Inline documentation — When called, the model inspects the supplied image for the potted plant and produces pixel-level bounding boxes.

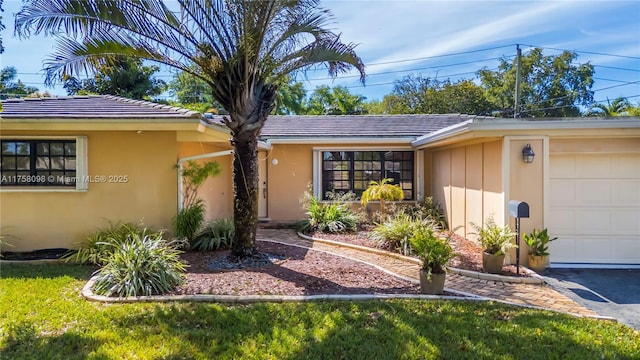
[524,228,557,272]
[470,216,517,274]
[409,226,456,294]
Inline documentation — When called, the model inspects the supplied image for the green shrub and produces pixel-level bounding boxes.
[64,222,162,265]
[410,227,456,279]
[406,196,448,230]
[469,216,517,256]
[299,194,358,234]
[91,232,186,297]
[192,218,235,251]
[372,212,435,256]
[173,200,205,242]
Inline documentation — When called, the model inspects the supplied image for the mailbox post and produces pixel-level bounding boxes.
[508,200,530,274]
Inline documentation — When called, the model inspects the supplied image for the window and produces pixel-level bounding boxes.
[1,137,87,190]
[321,150,414,200]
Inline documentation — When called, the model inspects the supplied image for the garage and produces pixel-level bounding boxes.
[548,153,640,266]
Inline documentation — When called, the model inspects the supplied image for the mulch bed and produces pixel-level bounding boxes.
[307,229,535,278]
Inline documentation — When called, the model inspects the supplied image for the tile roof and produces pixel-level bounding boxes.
[0,95,202,120]
[258,114,491,139]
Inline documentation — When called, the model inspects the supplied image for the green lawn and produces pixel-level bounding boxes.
[1,264,638,359]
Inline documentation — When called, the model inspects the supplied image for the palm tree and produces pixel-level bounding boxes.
[586,97,631,117]
[361,178,404,221]
[15,0,365,259]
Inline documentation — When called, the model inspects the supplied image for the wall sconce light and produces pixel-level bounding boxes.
[522,144,535,163]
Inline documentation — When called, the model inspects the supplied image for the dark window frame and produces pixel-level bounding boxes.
[1,139,77,187]
[321,150,414,200]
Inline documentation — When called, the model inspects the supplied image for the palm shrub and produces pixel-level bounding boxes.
[172,199,206,243]
[372,212,434,256]
[361,178,405,221]
[91,232,186,297]
[299,192,358,234]
[64,222,162,265]
[192,218,235,251]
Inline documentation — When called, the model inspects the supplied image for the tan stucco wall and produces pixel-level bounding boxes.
[177,142,234,220]
[1,131,178,251]
[431,140,504,239]
[507,138,545,263]
[265,144,314,221]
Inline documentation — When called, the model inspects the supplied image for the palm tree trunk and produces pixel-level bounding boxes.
[231,137,260,259]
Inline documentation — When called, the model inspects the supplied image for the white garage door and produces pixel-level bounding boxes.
[548,153,640,265]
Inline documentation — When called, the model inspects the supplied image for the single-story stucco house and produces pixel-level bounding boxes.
[2,95,639,268]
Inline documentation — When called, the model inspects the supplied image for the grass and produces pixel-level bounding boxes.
[1,264,639,359]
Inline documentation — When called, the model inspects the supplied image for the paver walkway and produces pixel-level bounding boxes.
[257,228,600,318]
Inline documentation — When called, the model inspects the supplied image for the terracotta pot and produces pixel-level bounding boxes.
[528,255,549,273]
[419,270,446,295]
[482,252,505,274]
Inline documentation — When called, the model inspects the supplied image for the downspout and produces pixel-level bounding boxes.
[177,150,234,210]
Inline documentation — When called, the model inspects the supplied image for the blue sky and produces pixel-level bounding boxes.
[2,0,639,105]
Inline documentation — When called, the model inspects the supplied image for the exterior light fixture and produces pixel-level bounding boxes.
[522,144,535,163]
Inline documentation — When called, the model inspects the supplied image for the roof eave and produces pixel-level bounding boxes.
[413,118,640,148]
[263,137,417,145]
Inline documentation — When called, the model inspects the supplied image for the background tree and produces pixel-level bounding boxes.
[628,103,640,116]
[168,69,223,114]
[380,75,493,115]
[479,48,594,117]
[272,76,307,115]
[1,66,39,99]
[16,0,365,259]
[585,97,631,117]
[63,56,166,100]
[306,85,367,115]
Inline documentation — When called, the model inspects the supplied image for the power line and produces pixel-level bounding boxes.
[594,65,640,73]
[522,44,640,60]
[365,44,516,66]
[304,56,513,82]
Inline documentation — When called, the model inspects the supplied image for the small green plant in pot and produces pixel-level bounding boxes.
[524,228,557,272]
[409,226,456,295]
[469,216,517,274]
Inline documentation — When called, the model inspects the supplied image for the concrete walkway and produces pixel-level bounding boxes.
[257,228,601,318]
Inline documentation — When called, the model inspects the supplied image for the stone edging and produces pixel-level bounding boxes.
[297,232,545,284]
[0,259,64,265]
[80,275,613,322]
[81,275,473,303]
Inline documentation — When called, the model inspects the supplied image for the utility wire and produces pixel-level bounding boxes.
[523,44,640,60]
[304,57,513,82]
[364,44,516,66]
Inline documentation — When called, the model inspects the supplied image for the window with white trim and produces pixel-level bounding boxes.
[0,137,87,190]
[320,150,414,200]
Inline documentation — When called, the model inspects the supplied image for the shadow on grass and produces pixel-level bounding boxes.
[0,263,95,280]
[1,322,107,360]
[109,300,638,360]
